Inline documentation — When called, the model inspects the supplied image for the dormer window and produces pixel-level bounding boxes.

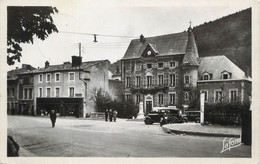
[203,74,209,80]
[202,72,212,80]
[222,73,229,79]
[221,70,231,79]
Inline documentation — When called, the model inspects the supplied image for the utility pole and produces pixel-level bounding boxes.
[79,42,81,57]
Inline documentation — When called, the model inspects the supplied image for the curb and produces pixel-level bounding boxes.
[162,126,240,138]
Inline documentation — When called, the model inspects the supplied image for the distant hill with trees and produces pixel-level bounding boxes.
[193,8,251,76]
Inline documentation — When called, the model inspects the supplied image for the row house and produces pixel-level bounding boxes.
[121,27,251,114]
[18,57,110,117]
[7,64,35,115]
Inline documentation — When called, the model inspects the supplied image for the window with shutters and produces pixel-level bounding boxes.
[24,88,28,99]
[29,88,33,99]
[126,94,131,102]
[147,76,152,86]
[229,89,238,102]
[158,75,163,85]
[169,74,178,87]
[136,94,141,104]
[158,94,163,104]
[169,93,176,105]
[126,77,131,87]
[164,73,169,86]
[136,76,141,86]
[214,89,222,102]
[201,90,208,102]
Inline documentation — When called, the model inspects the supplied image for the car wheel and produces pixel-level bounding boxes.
[168,116,178,124]
[144,118,153,125]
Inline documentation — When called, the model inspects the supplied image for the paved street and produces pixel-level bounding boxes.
[8,116,251,157]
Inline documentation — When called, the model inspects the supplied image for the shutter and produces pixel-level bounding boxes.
[152,76,154,86]
[133,76,136,86]
[155,75,157,85]
[163,94,166,106]
[176,61,178,67]
[144,76,146,86]
[153,63,157,69]
[154,94,157,106]
[164,62,168,68]
[176,73,178,87]
[164,93,168,106]
[175,93,178,105]
[143,64,147,69]
[165,73,169,86]
[140,76,143,86]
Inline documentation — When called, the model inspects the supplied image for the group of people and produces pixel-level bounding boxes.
[105,109,118,122]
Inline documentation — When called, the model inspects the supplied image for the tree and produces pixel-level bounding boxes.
[7,7,59,65]
[91,87,112,112]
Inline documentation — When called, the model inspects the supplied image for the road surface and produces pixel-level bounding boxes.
[7,115,251,157]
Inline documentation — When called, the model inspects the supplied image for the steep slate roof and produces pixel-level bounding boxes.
[198,55,247,80]
[122,32,188,60]
[20,60,109,74]
[182,27,199,66]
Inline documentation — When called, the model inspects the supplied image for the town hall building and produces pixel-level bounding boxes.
[121,26,251,114]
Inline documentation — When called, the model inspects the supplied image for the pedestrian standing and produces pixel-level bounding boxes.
[105,109,108,121]
[50,110,57,128]
[113,110,118,122]
[109,109,113,122]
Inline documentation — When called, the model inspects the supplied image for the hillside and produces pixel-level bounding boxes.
[193,8,251,76]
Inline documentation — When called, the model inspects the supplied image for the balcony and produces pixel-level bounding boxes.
[130,84,168,94]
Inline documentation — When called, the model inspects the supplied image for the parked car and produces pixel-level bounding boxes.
[144,108,188,125]
[186,110,200,123]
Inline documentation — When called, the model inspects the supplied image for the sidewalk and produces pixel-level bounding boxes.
[162,123,241,137]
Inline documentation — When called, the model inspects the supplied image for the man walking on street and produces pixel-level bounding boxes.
[113,110,118,122]
[50,110,57,128]
[109,109,113,122]
[105,109,108,121]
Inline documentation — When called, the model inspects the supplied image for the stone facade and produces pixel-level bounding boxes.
[121,27,251,113]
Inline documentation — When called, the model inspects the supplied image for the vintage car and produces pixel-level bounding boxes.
[186,110,200,123]
[144,108,188,125]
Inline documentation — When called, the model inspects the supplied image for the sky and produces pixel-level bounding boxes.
[4,0,255,70]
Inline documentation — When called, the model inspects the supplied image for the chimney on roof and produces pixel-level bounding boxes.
[22,64,31,70]
[140,34,145,43]
[45,61,49,68]
[72,56,82,67]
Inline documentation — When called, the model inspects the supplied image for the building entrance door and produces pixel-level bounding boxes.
[146,101,152,115]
